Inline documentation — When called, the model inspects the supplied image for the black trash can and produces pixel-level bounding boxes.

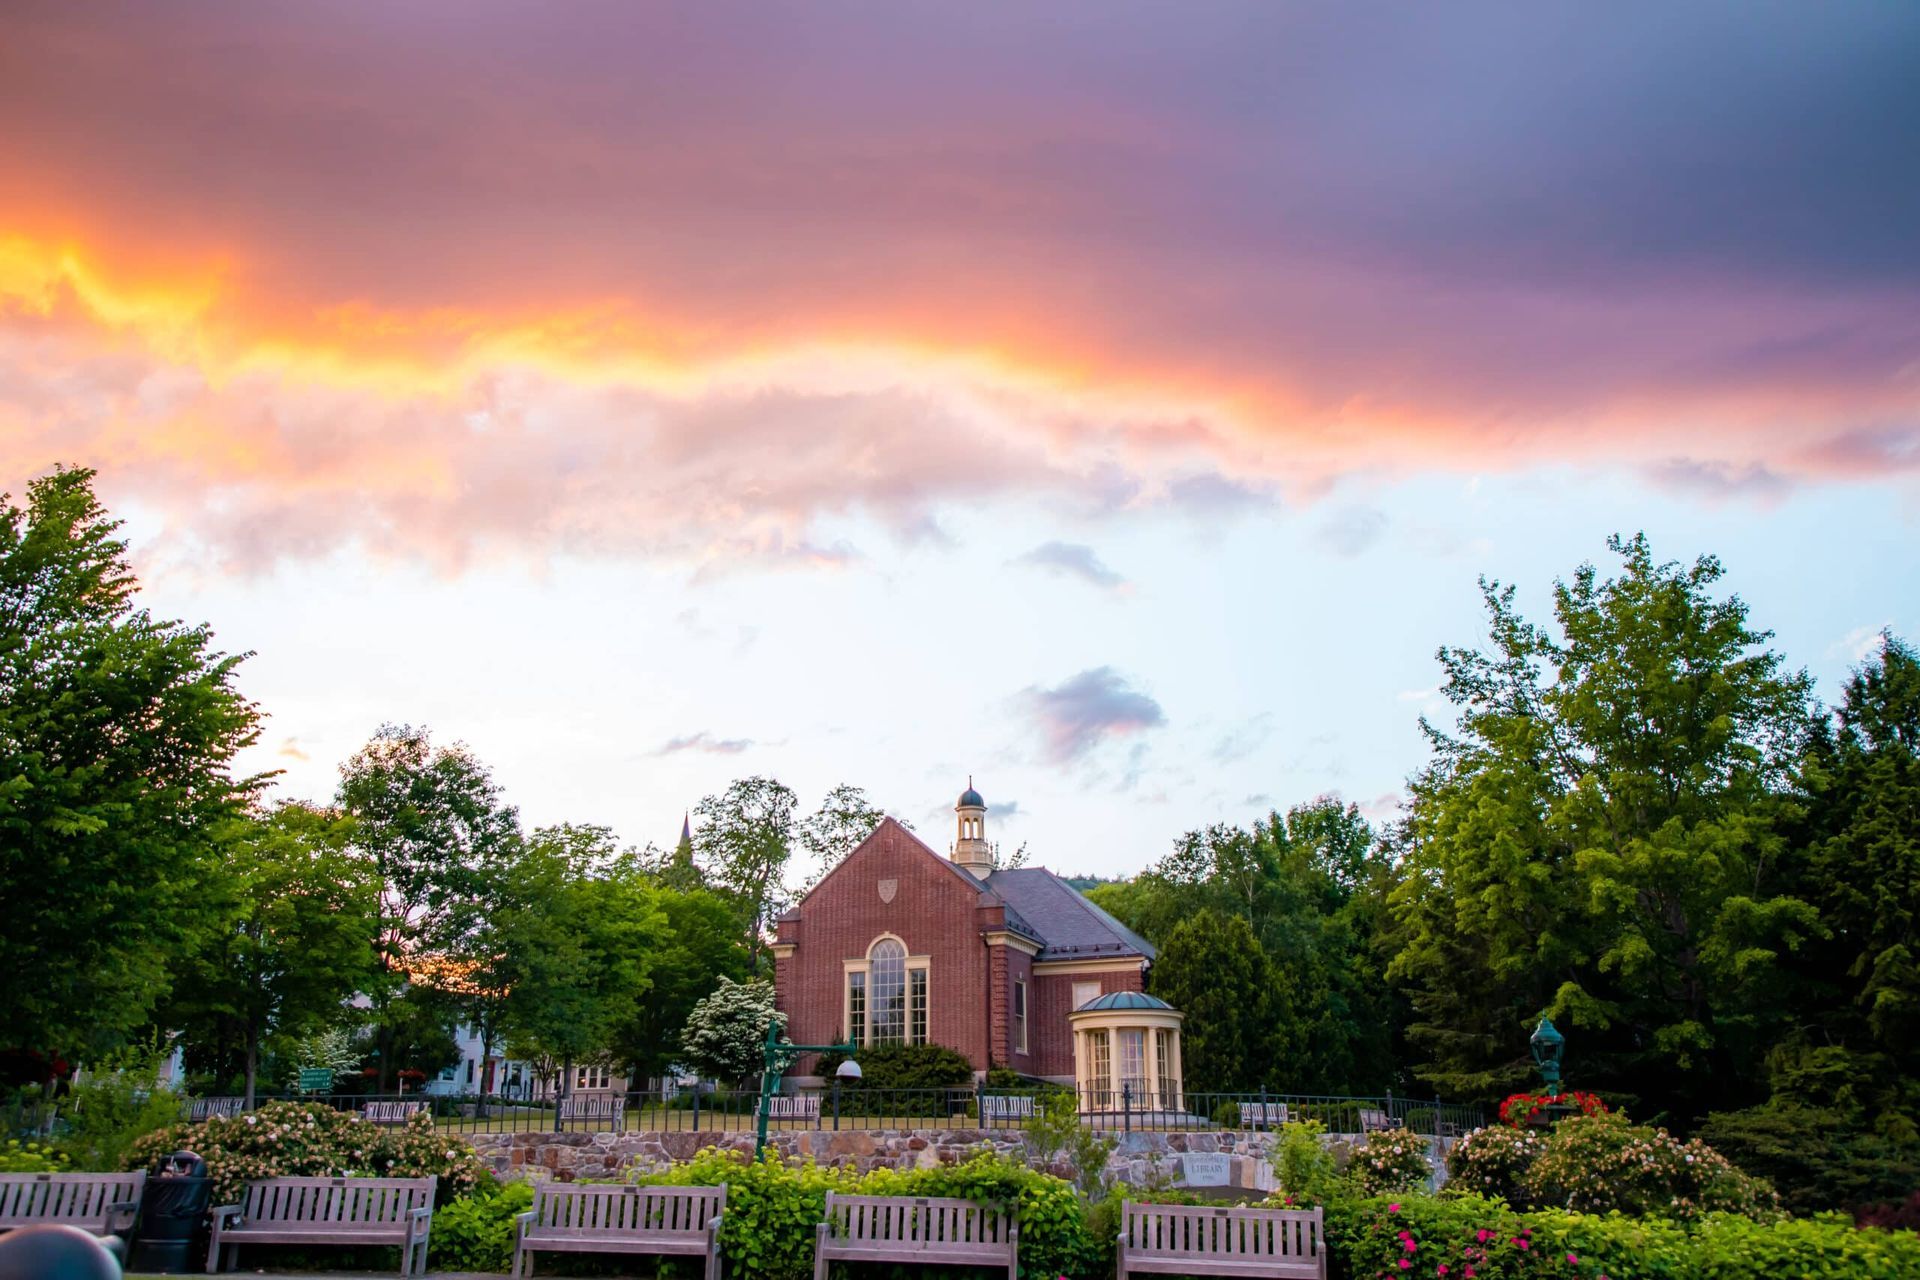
[129,1150,211,1275]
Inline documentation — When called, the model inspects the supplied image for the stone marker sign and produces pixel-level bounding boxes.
[1180,1153,1231,1186]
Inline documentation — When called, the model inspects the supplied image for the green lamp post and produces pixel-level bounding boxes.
[755,1020,859,1157]
[1529,1017,1566,1091]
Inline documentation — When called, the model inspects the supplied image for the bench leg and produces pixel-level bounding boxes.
[812,1225,828,1280]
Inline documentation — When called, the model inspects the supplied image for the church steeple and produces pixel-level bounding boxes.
[952,777,993,877]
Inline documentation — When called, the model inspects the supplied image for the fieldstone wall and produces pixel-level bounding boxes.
[462,1126,1443,1193]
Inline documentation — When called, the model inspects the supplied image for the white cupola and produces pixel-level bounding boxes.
[952,777,994,877]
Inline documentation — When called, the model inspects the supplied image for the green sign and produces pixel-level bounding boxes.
[297,1068,334,1094]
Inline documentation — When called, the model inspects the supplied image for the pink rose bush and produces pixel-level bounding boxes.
[1352,1126,1438,1196]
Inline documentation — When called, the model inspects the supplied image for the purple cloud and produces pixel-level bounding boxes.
[1019,667,1167,764]
[1012,541,1126,590]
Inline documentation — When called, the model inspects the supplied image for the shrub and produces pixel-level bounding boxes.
[123,1100,488,1204]
[1328,1194,1598,1280]
[1697,1102,1920,1216]
[1526,1205,1920,1280]
[1211,1100,1242,1128]
[57,1048,187,1171]
[1349,1126,1434,1197]
[1023,1090,1116,1198]
[1521,1113,1780,1222]
[1448,1125,1547,1205]
[430,1177,532,1272]
[1856,1190,1920,1232]
[635,1146,1107,1280]
[680,978,785,1082]
[814,1043,974,1091]
[0,1139,69,1172]
[1271,1120,1342,1206]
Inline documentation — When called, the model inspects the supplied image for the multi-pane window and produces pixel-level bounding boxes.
[1119,1029,1146,1099]
[870,939,907,1045]
[846,937,929,1047]
[1084,1029,1111,1101]
[575,1065,610,1090]
[847,971,867,1046]
[1012,980,1028,1055]
[1154,1030,1173,1104]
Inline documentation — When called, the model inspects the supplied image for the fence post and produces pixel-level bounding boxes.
[975,1080,987,1131]
[691,1081,700,1134]
[1434,1092,1443,1138]
[1123,1082,1132,1134]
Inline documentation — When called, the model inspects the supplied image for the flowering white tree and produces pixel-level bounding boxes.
[679,978,785,1081]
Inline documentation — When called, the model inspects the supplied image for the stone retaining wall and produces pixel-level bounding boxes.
[464,1127,1434,1192]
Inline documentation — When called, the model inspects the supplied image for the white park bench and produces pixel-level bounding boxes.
[514,1183,724,1280]
[981,1094,1036,1122]
[360,1100,428,1125]
[0,1172,145,1238]
[208,1175,435,1275]
[183,1097,245,1122]
[1241,1102,1290,1130]
[557,1094,627,1129]
[1117,1201,1325,1280]
[754,1095,821,1125]
[1358,1108,1392,1134]
[814,1193,1016,1280]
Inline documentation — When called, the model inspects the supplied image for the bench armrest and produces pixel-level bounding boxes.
[408,1206,433,1222]
[105,1198,140,1234]
[211,1203,243,1227]
[515,1209,536,1238]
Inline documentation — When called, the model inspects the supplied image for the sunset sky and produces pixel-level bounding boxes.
[3,2,1916,875]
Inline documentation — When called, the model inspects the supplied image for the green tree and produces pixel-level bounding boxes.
[336,725,522,1089]
[0,467,264,1076]
[497,840,666,1092]
[692,777,797,973]
[612,885,751,1081]
[1388,534,1818,1119]
[797,783,895,885]
[1149,910,1282,1090]
[164,802,381,1105]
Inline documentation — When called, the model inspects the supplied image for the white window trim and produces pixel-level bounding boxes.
[843,934,932,1046]
[1013,979,1028,1055]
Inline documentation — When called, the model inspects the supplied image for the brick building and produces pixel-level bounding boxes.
[772,783,1159,1087]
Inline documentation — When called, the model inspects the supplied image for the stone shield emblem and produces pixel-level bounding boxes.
[877,878,898,904]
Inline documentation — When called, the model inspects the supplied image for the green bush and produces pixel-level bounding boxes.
[430,1178,533,1272]
[0,1139,69,1172]
[1211,1100,1242,1128]
[1271,1120,1342,1205]
[57,1049,188,1171]
[1327,1194,1578,1280]
[1349,1126,1434,1197]
[635,1146,1104,1280]
[123,1100,489,1204]
[1697,1103,1920,1217]
[1525,1206,1920,1280]
[1522,1113,1780,1222]
[814,1043,975,1091]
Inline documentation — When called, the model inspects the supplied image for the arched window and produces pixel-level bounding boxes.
[869,938,907,1045]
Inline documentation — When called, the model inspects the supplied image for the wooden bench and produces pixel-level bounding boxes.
[755,1095,821,1124]
[184,1097,245,1122]
[0,1172,145,1238]
[207,1175,435,1275]
[1118,1202,1325,1280]
[814,1192,1016,1280]
[514,1183,723,1280]
[1358,1108,1392,1134]
[982,1094,1035,1122]
[557,1094,627,1129]
[360,1100,428,1125]
[1241,1102,1290,1130]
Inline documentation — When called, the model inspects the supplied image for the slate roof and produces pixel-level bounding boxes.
[982,867,1156,962]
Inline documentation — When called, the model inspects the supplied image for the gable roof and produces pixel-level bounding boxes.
[982,867,1156,962]
[781,818,1043,947]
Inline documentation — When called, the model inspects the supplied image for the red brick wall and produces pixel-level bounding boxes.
[1001,948,1037,1075]
[774,819,1000,1074]
[1028,967,1147,1079]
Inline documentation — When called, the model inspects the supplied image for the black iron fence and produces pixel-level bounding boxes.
[137,1083,1481,1137]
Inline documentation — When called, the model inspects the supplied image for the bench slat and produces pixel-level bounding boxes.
[1120,1202,1323,1280]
